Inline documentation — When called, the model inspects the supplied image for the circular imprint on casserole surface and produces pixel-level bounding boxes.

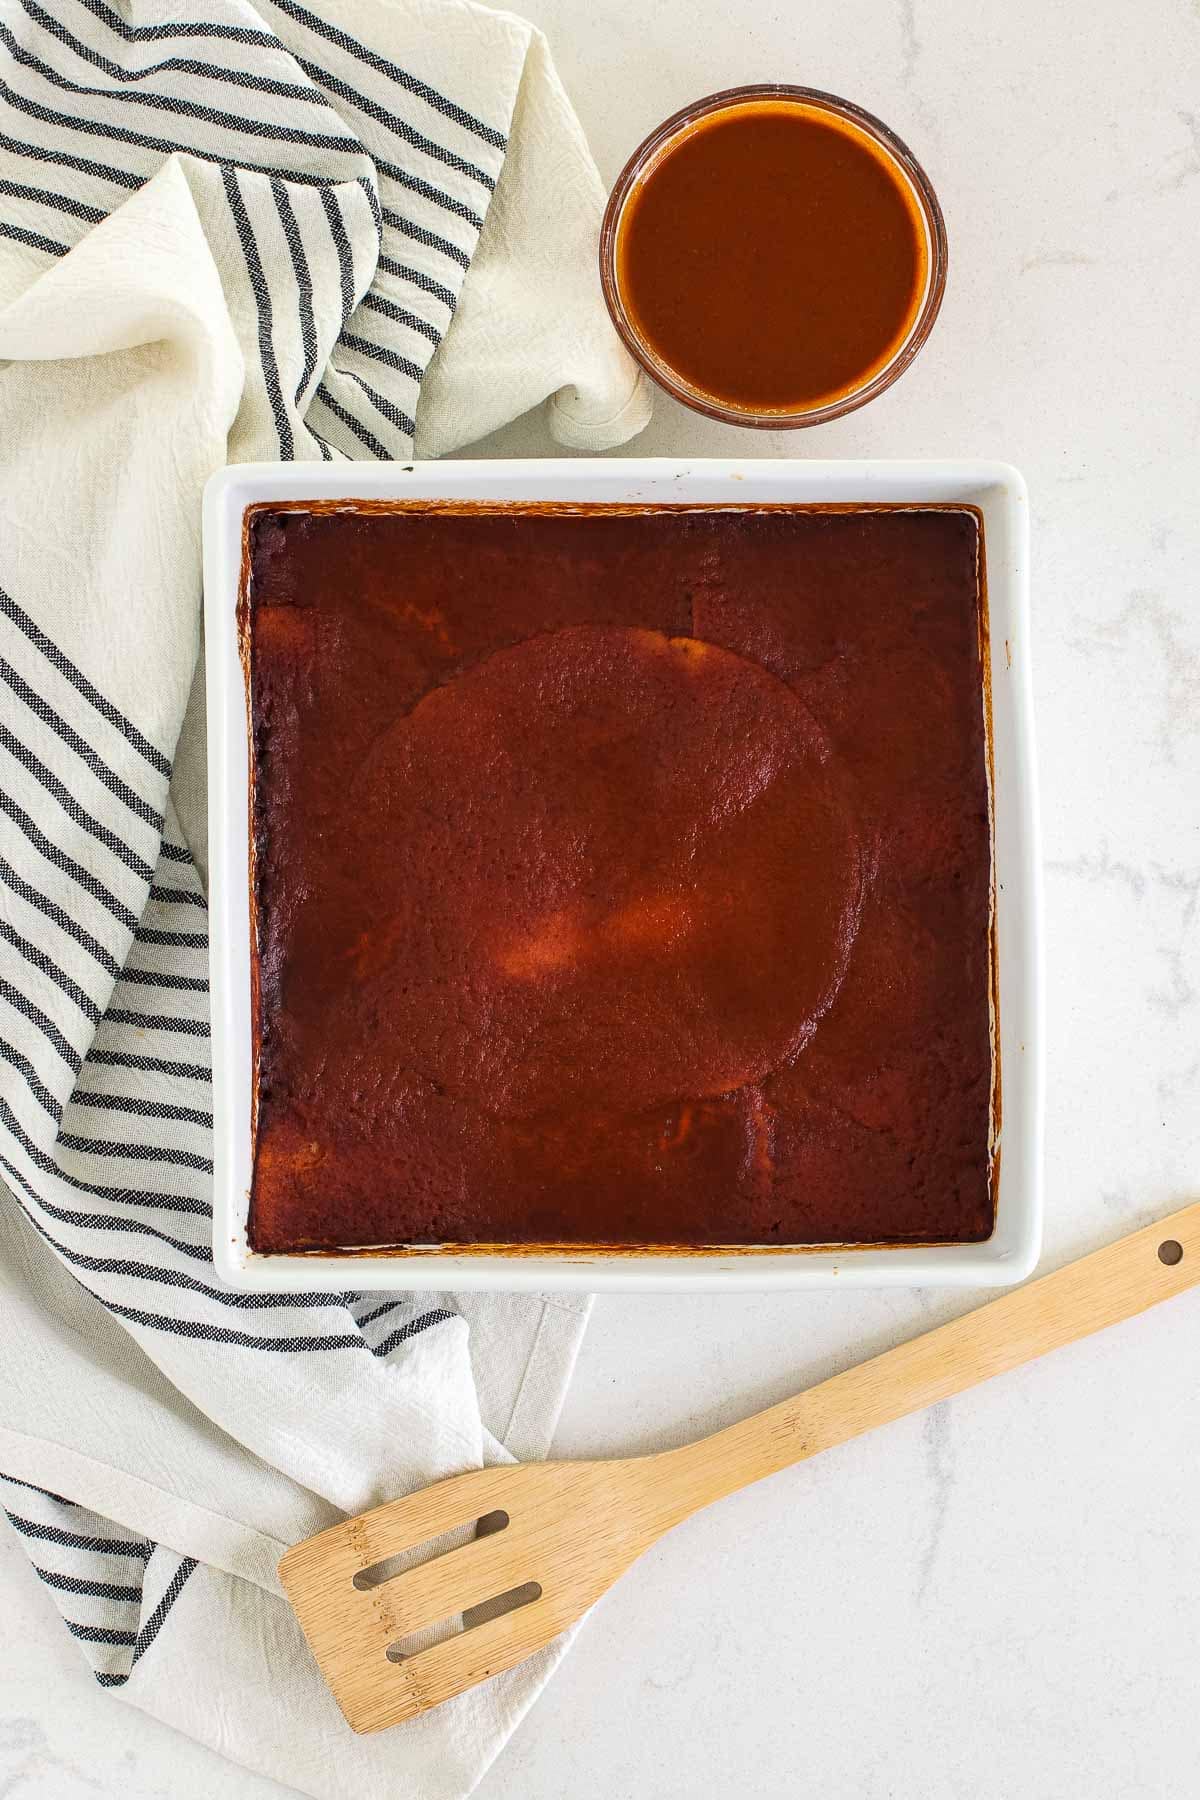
[341,624,862,1118]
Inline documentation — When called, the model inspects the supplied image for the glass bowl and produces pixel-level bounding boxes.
[599,84,948,429]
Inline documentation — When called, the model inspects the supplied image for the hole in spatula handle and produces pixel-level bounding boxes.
[1158,1239,1184,1266]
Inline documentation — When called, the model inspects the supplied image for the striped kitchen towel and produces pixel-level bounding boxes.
[0,2,648,1795]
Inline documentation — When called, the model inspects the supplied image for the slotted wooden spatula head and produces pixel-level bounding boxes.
[281,1204,1200,1735]
[279,1455,670,1733]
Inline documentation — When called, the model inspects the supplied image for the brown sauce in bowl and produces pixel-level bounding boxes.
[608,94,938,421]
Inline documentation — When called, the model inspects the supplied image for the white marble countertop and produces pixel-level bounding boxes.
[4,0,1199,1794]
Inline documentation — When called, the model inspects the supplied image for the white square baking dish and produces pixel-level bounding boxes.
[203,458,1041,1291]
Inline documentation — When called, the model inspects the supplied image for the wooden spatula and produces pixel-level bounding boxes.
[280,1202,1199,1733]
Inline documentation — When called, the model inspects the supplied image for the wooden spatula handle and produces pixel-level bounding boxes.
[662,1202,1200,1520]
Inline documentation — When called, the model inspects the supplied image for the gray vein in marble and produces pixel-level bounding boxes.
[1045,845,1146,897]
[1046,854,1200,909]
[1148,944,1195,1019]
[916,1402,954,1604]
[1155,867,1200,926]
[1020,252,1097,273]
[645,1646,697,1693]
[1157,1057,1200,1109]
[0,1718,104,1799]
[897,0,920,85]
[1101,1192,1167,1235]
[1067,591,1200,764]
[1156,110,1200,190]
[1047,856,1199,1024]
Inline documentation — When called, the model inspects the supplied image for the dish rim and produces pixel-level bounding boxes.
[202,457,1042,1292]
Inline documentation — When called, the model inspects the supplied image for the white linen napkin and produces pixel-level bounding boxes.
[0,1,650,1794]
